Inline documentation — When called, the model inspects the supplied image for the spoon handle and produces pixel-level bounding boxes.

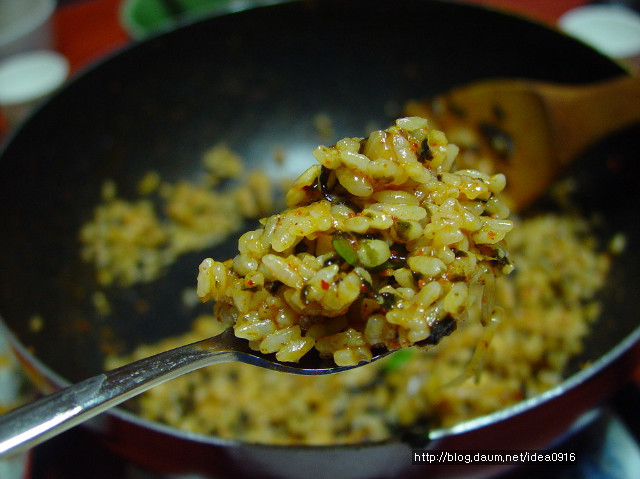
[0,322,368,458]
[0,335,232,458]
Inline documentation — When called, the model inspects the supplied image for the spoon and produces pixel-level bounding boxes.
[0,327,390,458]
[412,75,640,210]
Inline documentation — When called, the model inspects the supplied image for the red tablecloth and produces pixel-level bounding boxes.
[54,0,130,75]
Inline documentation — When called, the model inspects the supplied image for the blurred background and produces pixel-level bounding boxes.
[1,0,639,137]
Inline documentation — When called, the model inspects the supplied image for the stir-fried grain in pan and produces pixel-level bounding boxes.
[107,211,610,444]
[79,145,274,286]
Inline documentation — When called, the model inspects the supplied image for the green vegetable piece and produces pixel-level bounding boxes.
[332,233,358,266]
[384,348,414,372]
[357,239,390,268]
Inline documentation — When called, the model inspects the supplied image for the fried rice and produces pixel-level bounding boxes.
[197,117,514,366]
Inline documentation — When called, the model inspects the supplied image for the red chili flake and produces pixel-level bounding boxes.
[391,215,399,222]
[321,280,330,290]
[247,280,256,286]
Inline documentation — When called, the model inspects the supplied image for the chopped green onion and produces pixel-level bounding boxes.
[384,348,414,372]
[357,239,390,268]
[332,232,358,266]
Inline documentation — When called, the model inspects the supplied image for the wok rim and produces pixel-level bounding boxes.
[1,0,638,452]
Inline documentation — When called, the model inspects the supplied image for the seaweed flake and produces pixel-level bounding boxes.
[478,122,514,160]
[416,314,457,347]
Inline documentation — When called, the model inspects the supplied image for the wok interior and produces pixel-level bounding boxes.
[0,0,639,423]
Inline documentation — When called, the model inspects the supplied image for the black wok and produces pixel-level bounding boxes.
[1,0,639,478]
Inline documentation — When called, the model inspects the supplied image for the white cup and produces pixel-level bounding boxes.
[0,50,69,129]
[0,0,57,59]
[559,5,640,73]
[0,0,64,131]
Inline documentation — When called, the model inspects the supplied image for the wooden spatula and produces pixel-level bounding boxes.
[407,76,640,211]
